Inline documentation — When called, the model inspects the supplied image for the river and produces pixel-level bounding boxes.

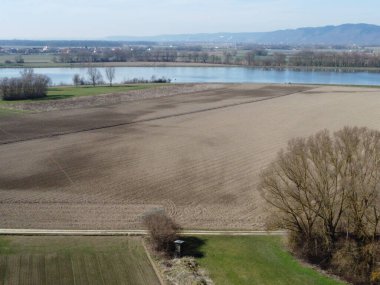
[0,66,379,86]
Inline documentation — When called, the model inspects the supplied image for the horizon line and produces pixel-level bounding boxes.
[0,22,378,42]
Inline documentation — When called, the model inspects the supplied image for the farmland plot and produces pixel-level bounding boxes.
[0,236,160,285]
[1,84,380,230]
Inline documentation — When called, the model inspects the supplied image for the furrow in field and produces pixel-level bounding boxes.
[2,86,380,229]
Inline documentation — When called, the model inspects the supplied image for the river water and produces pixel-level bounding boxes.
[0,66,379,86]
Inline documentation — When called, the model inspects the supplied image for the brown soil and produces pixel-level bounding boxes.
[1,84,378,230]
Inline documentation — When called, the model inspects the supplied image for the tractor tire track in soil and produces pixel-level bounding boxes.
[0,85,313,146]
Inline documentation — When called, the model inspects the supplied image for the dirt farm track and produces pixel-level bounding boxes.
[1,83,380,230]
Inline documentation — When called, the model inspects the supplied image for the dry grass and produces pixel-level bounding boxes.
[1,84,380,230]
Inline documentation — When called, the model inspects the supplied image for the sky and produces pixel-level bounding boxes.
[1,0,379,39]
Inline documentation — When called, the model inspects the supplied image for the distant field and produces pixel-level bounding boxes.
[1,84,380,230]
[194,236,344,285]
[0,54,55,66]
[0,236,160,285]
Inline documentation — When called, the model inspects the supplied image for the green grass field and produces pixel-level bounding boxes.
[0,236,160,285]
[0,54,54,63]
[0,54,56,67]
[191,236,345,285]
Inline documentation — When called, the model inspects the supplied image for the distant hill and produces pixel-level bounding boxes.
[107,24,380,46]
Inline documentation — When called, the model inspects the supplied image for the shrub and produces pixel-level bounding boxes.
[371,269,380,285]
[0,69,50,100]
[143,210,181,255]
[331,240,380,285]
[123,76,172,84]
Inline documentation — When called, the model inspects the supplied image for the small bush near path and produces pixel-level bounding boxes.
[143,210,181,256]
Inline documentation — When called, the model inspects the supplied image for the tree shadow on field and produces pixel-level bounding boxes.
[180,236,206,258]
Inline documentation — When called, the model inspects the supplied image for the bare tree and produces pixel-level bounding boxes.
[105,67,116,87]
[142,210,181,255]
[223,51,233,64]
[245,51,255,66]
[259,127,380,283]
[200,52,209,64]
[87,67,102,87]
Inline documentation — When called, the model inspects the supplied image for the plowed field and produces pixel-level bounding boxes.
[1,84,380,230]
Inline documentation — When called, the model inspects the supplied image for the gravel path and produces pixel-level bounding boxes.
[0,229,287,236]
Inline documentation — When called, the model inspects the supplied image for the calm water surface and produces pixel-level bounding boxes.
[0,66,379,86]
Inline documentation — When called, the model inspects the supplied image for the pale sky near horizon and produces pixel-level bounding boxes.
[1,0,379,39]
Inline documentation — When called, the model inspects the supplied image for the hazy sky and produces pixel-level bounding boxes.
[1,0,379,39]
